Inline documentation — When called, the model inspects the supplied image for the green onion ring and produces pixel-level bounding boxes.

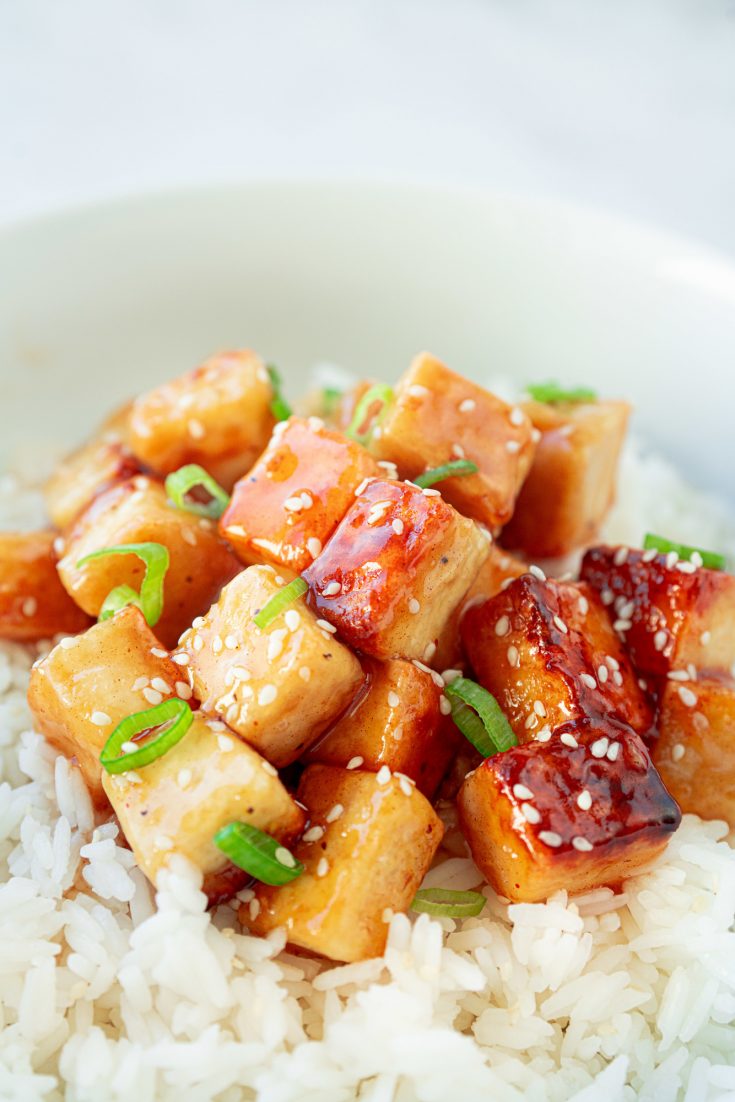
[526,381,597,404]
[165,464,230,519]
[445,677,517,757]
[214,821,304,886]
[267,365,292,422]
[643,533,726,571]
[411,887,486,918]
[253,577,308,630]
[99,584,143,621]
[78,542,170,627]
[345,384,394,445]
[100,698,193,774]
[414,460,479,489]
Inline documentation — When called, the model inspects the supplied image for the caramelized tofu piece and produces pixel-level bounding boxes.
[462,575,653,742]
[458,719,680,903]
[305,657,458,796]
[246,764,444,962]
[502,399,629,558]
[371,353,535,529]
[57,477,240,649]
[179,566,363,767]
[103,714,305,901]
[303,478,488,661]
[128,350,275,489]
[0,532,92,641]
[581,546,735,678]
[27,607,184,807]
[220,417,380,573]
[652,674,735,826]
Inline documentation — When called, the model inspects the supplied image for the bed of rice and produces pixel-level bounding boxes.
[2,442,735,1102]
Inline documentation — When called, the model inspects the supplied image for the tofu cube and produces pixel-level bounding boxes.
[245,763,444,962]
[652,675,735,826]
[57,476,241,649]
[179,565,364,766]
[502,399,629,557]
[27,606,185,807]
[220,417,380,573]
[305,657,458,796]
[128,350,275,489]
[103,714,306,901]
[458,719,680,902]
[0,532,92,642]
[462,575,654,742]
[581,546,735,678]
[303,478,489,661]
[371,353,535,529]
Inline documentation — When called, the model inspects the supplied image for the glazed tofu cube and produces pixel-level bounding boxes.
[27,606,185,807]
[371,353,535,529]
[57,476,241,649]
[458,719,680,903]
[179,565,364,766]
[581,546,735,678]
[0,532,93,642]
[220,417,380,573]
[305,657,458,796]
[128,350,275,489]
[502,399,629,558]
[462,575,653,743]
[103,713,305,901]
[652,675,735,826]
[245,764,444,962]
[303,478,488,661]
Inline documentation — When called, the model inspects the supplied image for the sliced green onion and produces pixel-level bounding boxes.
[267,364,292,422]
[411,887,486,918]
[99,584,142,621]
[165,464,230,519]
[213,821,304,886]
[642,533,726,571]
[253,577,308,630]
[446,677,517,757]
[414,460,479,489]
[78,542,169,627]
[345,384,394,446]
[100,698,193,774]
[526,381,597,404]
[322,386,342,416]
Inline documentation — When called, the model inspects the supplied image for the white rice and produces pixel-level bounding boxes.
[1,441,735,1102]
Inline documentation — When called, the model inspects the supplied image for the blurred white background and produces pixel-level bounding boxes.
[2,0,735,254]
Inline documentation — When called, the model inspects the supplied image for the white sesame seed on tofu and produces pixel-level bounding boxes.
[132,676,149,692]
[323,581,342,597]
[536,725,552,742]
[439,695,452,716]
[217,735,234,752]
[700,630,712,646]
[224,634,238,650]
[653,630,668,652]
[524,714,538,731]
[391,518,405,536]
[665,551,679,570]
[539,830,563,848]
[613,619,632,634]
[607,742,620,762]
[458,398,476,413]
[509,406,525,426]
[121,740,138,754]
[225,524,248,538]
[613,547,629,566]
[249,898,261,920]
[408,598,421,615]
[597,665,609,684]
[507,645,520,668]
[421,487,441,498]
[678,686,698,708]
[495,615,510,637]
[572,837,593,852]
[387,691,400,708]
[300,492,314,510]
[175,680,193,700]
[316,618,337,634]
[155,834,174,850]
[90,711,112,727]
[261,760,278,776]
[408,383,430,398]
[533,700,547,717]
[143,687,163,706]
[376,765,392,785]
[553,615,569,635]
[423,641,437,662]
[181,528,198,548]
[505,439,521,454]
[642,548,658,563]
[267,629,287,662]
[560,732,578,749]
[151,677,171,694]
[605,655,620,670]
[178,768,193,788]
[21,596,38,618]
[284,496,305,512]
[580,673,597,690]
[346,756,365,770]
[284,609,302,633]
[667,669,689,682]
[258,684,278,706]
[513,783,534,801]
[590,737,609,759]
[672,743,686,762]
[150,647,168,659]
[303,825,325,842]
[316,857,330,877]
[521,802,541,824]
[676,560,697,575]
[325,803,344,823]
[529,565,546,581]
[307,537,323,559]
[187,419,205,439]
[600,588,614,606]
[275,846,296,868]
[59,636,76,649]
[192,635,204,652]
[577,789,592,811]
[578,596,589,616]
[53,536,66,556]
[451,442,466,458]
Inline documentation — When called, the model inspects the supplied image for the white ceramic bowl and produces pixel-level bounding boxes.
[1,182,734,499]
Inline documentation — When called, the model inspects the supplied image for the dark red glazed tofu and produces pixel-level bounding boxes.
[581,546,735,678]
[461,574,654,743]
[458,718,680,902]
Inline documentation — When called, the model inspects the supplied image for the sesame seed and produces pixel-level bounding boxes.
[181,528,197,547]
[21,596,37,618]
[572,837,593,852]
[155,834,174,850]
[132,676,149,692]
[408,598,421,614]
[151,647,168,659]
[597,665,609,684]
[421,487,441,497]
[666,550,679,569]
[151,677,171,694]
[323,581,342,596]
[524,714,538,731]
[316,857,330,877]
[577,789,592,811]
[505,440,521,454]
[262,761,278,776]
[459,398,476,413]
[451,443,466,458]
[376,765,391,785]
[423,641,437,662]
[258,685,277,706]
[600,588,615,606]
[578,596,589,616]
[284,496,305,512]
[121,741,138,754]
[613,547,629,566]
[300,492,314,510]
[521,803,541,824]
[178,769,193,788]
[90,711,111,727]
[388,691,401,708]
[53,536,66,556]
[668,669,689,682]
[392,518,404,535]
[59,636,76,649]
[267,629,287,662]
[275,847,296,868]
[218,734,234,752]
[439,695,452,715]
[346,756,364,770]
[590,737,609,758]
[212,637,224,655]
[509,406,525,426]
[249,898,261,920]
[225,524,247,538]
[653,630,668,652]
[539,830,563,848]
[175,680,193,700]
[678,686,698,708]
[495,615,510,637]
[143,688,163,706]
[325,803,344,823]
[618,600,635,620]
[299,666,311,682]
[560,732,578,749]
[607,742,620,762]
[513,783,534,800]
[529,565,546,581]
[580,673,597,690]
[676,560,697,575]
[377,460,399,478]
[553,615,569,634]
[642,548,658,562]
[230,665,251,682]
[605,655,620,670]
[442,668,462,684]
[507,645,520,668]
[533,700,547,717]
[478,525,493,543]
[307,537,322,558]
[188,419,205,439]
[536,725,552,742]
[614,620,632,634]
[354,478,374,497]
[672,743,686,762]
[224,634,238,650]
[700,630,712,646]
[317,618,337,634]
[408,383,430,398]
[303,826,325,842]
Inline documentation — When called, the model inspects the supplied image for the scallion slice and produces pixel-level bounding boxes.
[267,364,292,422]
[78,542,170,627]
[100,698,193,774]
[213,821,304,886]
[642,533,726,571]
[445,677,517,757]
[345,384,394,446]
[99,584,142,621]
[165,464,230,519]
[253,577,308,629]
[411,887,486,918]
[414,460,479,489]
[526,381,597,404]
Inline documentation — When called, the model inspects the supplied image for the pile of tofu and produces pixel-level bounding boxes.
[1,348,732,964]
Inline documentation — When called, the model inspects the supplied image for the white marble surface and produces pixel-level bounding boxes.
[1,0,735,255]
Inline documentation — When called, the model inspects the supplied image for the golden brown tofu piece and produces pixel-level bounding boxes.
[462,575,654,742]
[652,674,735,826]
[57,476,240,649]
[305,657,458,796]
[27,607,184,807]
[246,764,444,962]
[128,350,275,489]
[581,546,735,679]
[458,718,680,903]
[303,478,488,661]
[179,566,363,767]
[371,353,535,529]
[0,532,92,641]
[103,714,305,901]
[502,399,629,558]
[220,417,380,574]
